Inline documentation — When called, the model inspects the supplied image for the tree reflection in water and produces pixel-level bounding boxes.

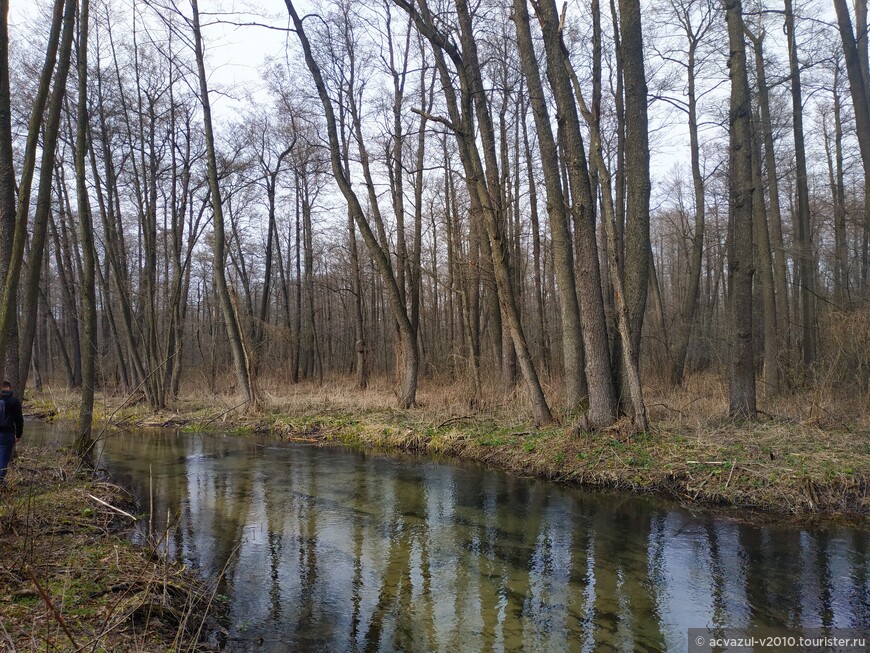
[28,425,870,652]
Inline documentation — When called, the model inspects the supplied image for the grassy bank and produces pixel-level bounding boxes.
[28,375,870,520]
[0,446,223,652]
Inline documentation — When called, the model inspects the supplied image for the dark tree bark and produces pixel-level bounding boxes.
[15,0,77,395]
[724,0,757,419]
[619,0,652,371]
[823,71,850,306]
[0,0,72,392]
[0,0,65,391]
[751,121,780,395]
[75,0,97,458]
[747,27,791,359]
[391,0,553,424]
[533,0,619,426]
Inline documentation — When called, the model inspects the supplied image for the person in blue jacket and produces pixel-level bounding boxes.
[0,380,24,485]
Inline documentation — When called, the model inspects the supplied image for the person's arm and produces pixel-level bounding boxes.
[13,398,23,439]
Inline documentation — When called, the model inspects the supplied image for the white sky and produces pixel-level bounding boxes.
[6,0,856,217]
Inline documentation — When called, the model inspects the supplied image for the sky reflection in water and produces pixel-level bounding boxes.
[30,425,870,652]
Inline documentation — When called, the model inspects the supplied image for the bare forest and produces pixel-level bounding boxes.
[4,0,870,444]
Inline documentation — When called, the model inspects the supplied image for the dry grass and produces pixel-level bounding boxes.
[26,370,870,519]
[0,446,223,652]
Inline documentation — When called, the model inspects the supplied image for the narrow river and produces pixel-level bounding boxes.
[29,423,870,652]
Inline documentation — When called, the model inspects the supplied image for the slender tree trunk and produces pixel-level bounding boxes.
[287,0,419,408]
[452,0,551,424]
[301,180,322,385]
[751,120,779,395]
[513,0,586,412]
[619,0,652,370]
[521,97,548,372]
[784,0,816,370]
[834,0,870,297]
[748,28,791,362]
[0,1,13,347]
[75,0,97,458]
[829,76,850,306]
[16,0,76,395]
[822,81,848,306]
[0,0,65,390]
[190,0,259,408]
[670,33,706,387]
[855,0,870,291]
[535,0,619,426]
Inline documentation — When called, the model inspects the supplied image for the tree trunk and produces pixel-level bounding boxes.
[513,0,586,412]
[669,24,706,387]
[190,0,259,409]
[827,75,850,306]
[834,0,870,298]
[0,0,65,390]
[75,0,97,458]
[286,0,419,408]
[533,0,618,426]
[451,0,552,425]
[16,0,76,394]
[751,120,779,395]
[724,0,756,419]
[784,0,816,371]
[748,28,791,365]
[619,0,652,371]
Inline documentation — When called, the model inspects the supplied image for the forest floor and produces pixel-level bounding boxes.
[28,372,870,522]
[0,446,225,652]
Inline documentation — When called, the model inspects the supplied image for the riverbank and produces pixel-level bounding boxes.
[28,376,870,520]
[0,445,224,651]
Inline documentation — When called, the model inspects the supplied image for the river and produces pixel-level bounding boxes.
[28,423,870,652]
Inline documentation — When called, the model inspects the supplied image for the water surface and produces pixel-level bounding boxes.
[29,424,870,652]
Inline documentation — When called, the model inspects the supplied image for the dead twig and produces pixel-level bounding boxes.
[87,494,137,521]
[725,461,737,489]
[691,471,716,501]
[27,567,80,650]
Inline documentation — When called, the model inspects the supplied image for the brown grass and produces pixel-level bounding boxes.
[26,370,870,520]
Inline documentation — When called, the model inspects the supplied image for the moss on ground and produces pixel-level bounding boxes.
[0,446,223,652]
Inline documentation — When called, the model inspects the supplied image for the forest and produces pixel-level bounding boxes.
[3,0,870,444]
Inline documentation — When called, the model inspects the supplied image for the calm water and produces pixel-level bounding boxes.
[28,423,870,652]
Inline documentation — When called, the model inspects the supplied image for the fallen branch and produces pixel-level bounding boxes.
[87,493,137,521]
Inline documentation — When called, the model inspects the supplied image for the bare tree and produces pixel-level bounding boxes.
[190,0,259,408]
[75,0,96,456]
[285,0,421,409]
[834,0,870,296]
[784,0,817,370]
[724,0,757,419]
